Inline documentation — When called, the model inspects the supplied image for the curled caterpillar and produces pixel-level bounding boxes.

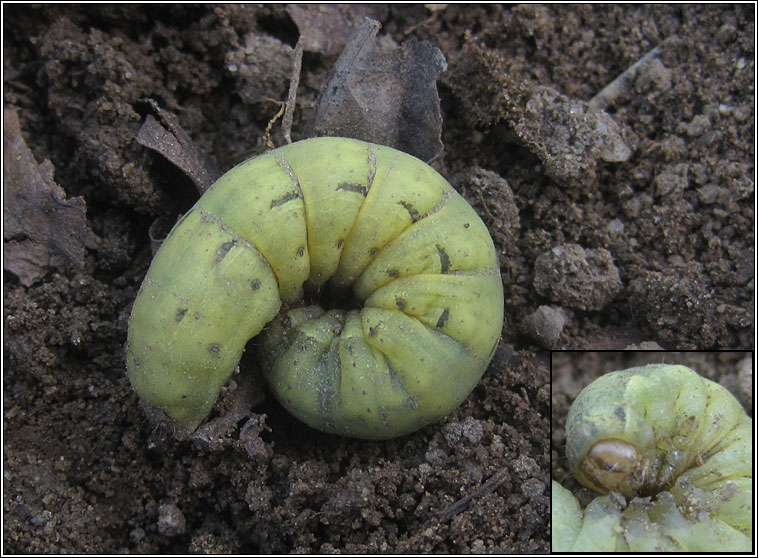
[552,364,753,551]
[126,137,504,439]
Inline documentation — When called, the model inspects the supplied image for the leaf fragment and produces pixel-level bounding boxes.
[3,107,88,286]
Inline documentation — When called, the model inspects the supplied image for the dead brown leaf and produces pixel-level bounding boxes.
[286,4,388,56]
[135,100,220,194]
[3,107,87,286]
[307,18,447,162]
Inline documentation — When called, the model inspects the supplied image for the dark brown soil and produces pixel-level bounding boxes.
[3,5,753,553]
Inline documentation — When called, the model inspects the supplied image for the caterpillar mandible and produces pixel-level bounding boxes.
[126,137,504,439]
[553,364,752,551]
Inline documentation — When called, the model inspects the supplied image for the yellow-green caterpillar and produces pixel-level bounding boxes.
[126,137,504,439]
[553,364,753,551]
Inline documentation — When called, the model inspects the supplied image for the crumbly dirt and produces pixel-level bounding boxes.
[3,5,753,554]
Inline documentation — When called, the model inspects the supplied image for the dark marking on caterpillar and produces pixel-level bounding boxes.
[436,308,449,328]
[215,240,236,263]
[399,200,420,222]
[175,308,188,322]
[436,244,451,273]
[319,346,341,416]
[337,182,368,196]
[270,191,302,208]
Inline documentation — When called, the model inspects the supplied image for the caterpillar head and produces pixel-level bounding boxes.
[556,362,753,551]
[574,438,651,498]
[565,365,706,498]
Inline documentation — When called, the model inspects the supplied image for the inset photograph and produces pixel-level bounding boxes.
[551,351,752,552]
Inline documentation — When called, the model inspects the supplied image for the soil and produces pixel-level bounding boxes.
[3,5,753,554]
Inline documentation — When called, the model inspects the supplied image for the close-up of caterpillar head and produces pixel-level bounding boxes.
[125,137,505,440]
[554,359,753,552]
[566,364,751,499]
[572,438,649,498]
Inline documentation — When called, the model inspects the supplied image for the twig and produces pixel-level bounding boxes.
[589,36,676,111]
[283,37,304,144]
[438,468,509,522]
[262,101,286,150]
[477,188,497,225]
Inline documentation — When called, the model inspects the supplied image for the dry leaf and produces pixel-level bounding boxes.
[286,4,388,56]
[3,107,87,286]
[307,19,447,162]
[135,100,220,194]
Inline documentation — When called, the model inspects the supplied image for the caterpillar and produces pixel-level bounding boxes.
[126,137,504,439]
[552,364,753,551]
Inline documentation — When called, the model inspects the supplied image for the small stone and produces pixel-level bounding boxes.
[737,355,752,411]
[443,416,484,446]
[521,478,546,499]
[696,184,720,205]
[634,58,672,94]
[511,455,539,479]
[685,114,711,137]
[521,305,567,348]
[608,218,625,235]
[653,164,689,197]
[533,244,622,311]
[157,502,186,536]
